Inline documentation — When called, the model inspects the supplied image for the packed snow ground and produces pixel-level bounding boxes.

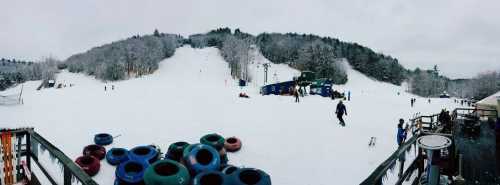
[0,46,466,184]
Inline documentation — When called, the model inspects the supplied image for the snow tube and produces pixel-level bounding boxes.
[221,165,239,175]
[143,159,190,185]
[94,133,113,146]
[224,137,242,152]
[200,134,225,150]
[83,144,106,160]
[106,148,129,165]
[228,168,271,185]
[116,159,149,184]
[75,155,100,176]
[166,141,189,162]
[130,145,159,164]
[185,144,221,175]
[193,171,229,185]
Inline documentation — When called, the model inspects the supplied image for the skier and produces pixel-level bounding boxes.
[428,99,431,104]
[397,119,408,146]
[112,85,115,90]
[104,86,107,91]
[348,91,351,101]
[410,98,414,107]
[335,100,347,126]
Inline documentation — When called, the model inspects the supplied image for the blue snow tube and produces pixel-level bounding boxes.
[185,144,220,175]
[94,133,113,146]
[193,171,229,185]
[116,159,149,184]
[106,148,129,166]
[130,145,159,164]
[227,168,271,185]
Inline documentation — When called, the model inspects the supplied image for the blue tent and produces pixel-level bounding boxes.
[261,81,296,95]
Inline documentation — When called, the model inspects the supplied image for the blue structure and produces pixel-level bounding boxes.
[261,81,296,95]
[310,78,333,97]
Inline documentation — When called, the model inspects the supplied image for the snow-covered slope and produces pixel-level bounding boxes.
[0,46,465,184]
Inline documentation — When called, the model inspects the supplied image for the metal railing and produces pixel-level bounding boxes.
[1,128,98,185]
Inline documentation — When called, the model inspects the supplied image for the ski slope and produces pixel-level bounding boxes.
[0,46,465,184]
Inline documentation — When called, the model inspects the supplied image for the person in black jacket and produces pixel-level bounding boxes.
[336,100,347,126]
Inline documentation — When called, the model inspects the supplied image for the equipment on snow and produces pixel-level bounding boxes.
[106,148,130,165]
[83,144,106,160]
[143,159,190,185]
[75,155,101,176]
[224,137,242,152]
[227,168,271,185]
[94,133,113,145]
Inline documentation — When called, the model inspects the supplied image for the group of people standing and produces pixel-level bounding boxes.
[104,85,115,91]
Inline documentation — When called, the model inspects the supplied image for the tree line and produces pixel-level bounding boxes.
[0,57,58,91]
[65,31,183,81]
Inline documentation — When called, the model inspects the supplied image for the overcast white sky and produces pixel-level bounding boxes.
[1,0,499,78]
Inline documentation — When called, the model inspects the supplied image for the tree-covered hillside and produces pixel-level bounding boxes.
[65,31,183,81]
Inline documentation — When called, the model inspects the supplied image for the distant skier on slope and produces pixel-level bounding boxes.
[335,100,347,126]
[397,119,408,147]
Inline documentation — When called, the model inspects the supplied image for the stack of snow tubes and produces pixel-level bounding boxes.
[76,133,271,185]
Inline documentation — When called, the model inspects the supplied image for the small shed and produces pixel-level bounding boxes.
[310,78,333,97]
[261,81,296,95]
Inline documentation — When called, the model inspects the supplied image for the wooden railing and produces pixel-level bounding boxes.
[1,128,98,185]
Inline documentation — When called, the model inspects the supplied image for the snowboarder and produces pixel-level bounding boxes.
[397,119,408,146]
[335,100,347,126]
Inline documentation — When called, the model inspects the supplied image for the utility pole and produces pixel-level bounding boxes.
[263,63,270,85]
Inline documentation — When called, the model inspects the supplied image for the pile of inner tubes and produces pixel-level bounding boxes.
[74,133,271,185]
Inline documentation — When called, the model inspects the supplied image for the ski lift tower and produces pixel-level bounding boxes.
[417,134,452,185]
[263,63,270,85]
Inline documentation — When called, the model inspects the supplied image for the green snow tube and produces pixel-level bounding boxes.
[200,134,225,150]
[144,159,190,185]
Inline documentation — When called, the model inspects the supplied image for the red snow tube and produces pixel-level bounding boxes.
[75,155,100,176]
[83,144,106,160]
[224,137,242,152]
